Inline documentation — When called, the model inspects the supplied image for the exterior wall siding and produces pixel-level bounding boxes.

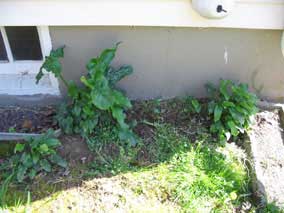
[1,0,284,29]
[50,26,284,102]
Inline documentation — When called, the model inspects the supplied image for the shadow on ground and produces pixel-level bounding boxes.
[0,100,262,212]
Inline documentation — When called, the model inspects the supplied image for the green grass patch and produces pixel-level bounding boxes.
[126,124,250,212]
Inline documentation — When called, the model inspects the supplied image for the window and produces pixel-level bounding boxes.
[0,26,59,95]
[5,26,43,61]
[0,32,8,61]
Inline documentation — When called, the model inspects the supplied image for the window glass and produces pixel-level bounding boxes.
[0,32,8,61]
[5,26,43,61]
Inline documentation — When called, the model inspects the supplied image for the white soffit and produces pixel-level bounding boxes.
[0,0,283,29]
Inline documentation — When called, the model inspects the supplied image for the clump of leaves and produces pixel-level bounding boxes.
[0,130,67,183]
[206,79,258,143]
[186,96,202,113]
[36,43,137,145]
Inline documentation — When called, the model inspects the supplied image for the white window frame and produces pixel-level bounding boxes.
[0,26,60,96]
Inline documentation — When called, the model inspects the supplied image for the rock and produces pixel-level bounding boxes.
[246,110,284,208]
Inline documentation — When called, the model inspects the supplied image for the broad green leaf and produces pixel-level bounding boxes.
[214,105,223,122]
[14,143,25,153]
[86,58,98,71]
[36,46,65,84]
[113,90,132,108]
[51,46,65,58]
[17,166,27,182]
[49,154,67,168]
[32,153,40,164]
[83,106,94,116]
[45,138,61,148]
[91,90,114,110]
[21,153,33,167]
[210,121,223,134]
[28,169,37,180]
[219,80,231,100]
[208,101,216,114]
[111,106,128,129]
[191,99,201,113]
[222,101,235,108]
[118,129,137,146]
[61,116,74,134]
[40,159,51,172]
[106,65,133,86]
[80,76,93,89]
[72,105,81,117]
[39,144,49,153]
[229,109,245,125]
[235,106,247,115]
[68,81,80,98]
[99,42,121,69]
[227,121,239,136]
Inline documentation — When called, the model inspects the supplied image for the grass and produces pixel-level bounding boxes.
[126,124,250,212]
[0,99,256,212]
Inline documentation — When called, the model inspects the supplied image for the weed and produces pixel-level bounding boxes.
[206,79,258,143]
[186,96,202,113]
[0,130,67,183]
[86,126,140,176]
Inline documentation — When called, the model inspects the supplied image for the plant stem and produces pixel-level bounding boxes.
[59,74,69,88]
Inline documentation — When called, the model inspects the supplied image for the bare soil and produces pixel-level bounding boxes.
[0,106,58,133]
[58,135,94,166]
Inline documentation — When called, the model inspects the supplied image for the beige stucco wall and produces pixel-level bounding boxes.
[50,26,284,101]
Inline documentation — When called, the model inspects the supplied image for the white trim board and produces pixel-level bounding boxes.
[0,26,60,96]
[0,0,283,29]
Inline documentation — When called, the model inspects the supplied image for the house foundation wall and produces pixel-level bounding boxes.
[6,26,283,105]
[50,26,284,101]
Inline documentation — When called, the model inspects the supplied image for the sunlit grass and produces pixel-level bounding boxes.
[126,124,250,212]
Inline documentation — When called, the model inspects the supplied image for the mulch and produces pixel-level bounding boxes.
[0,106,58,133]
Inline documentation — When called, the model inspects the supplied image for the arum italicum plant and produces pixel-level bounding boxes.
[206,79,258,143]
[36,43,138,145]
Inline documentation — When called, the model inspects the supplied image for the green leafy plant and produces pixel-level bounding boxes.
[0,130,67,183]
[36,43,137,145]
[206,79,258,142]
[186,96,202,113]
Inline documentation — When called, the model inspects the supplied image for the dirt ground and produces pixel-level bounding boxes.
[2,100,284,212]
[0,106,57,133]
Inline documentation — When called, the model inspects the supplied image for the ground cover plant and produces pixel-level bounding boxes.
[0,131,67,210]
[0,130,67,183]
[36,43,137,145]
